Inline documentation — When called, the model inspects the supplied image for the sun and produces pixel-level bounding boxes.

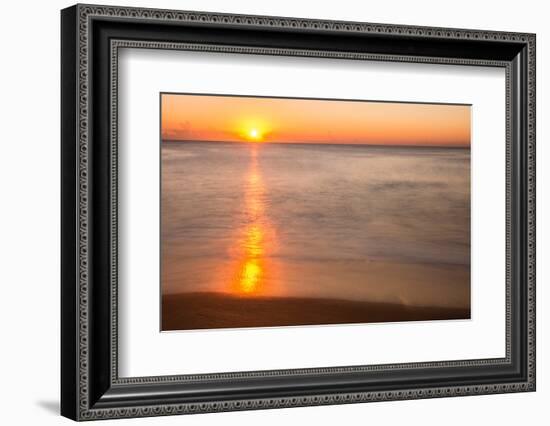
[238,121,267,142]
[245,127,264,142]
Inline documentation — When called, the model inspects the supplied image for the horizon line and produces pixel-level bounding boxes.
[162,139,471,149]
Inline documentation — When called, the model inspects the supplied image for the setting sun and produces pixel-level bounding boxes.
[247,128,262,142]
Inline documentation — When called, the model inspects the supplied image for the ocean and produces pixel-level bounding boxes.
[161,141,470,310]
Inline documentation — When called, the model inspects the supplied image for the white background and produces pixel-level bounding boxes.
[0,0,547,425]
[119,50,505,377]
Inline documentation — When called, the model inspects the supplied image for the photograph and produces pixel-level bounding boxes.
[160,93,472,331]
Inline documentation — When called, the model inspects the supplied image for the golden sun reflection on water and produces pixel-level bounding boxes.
[239,259,262,293]
[230,147,276,295]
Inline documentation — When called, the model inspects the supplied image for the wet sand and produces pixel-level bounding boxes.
[162,292,470,331]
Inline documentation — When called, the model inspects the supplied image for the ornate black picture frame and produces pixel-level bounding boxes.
[61,4,536,421]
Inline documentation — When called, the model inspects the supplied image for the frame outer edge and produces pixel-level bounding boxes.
[61,4,80,422]
[76,2,91,420]
[527,33,536,390]
[67,4,536,421]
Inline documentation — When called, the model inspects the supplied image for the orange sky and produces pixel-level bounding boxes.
[161,93,470,147]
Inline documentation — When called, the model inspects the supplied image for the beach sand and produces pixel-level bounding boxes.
[162,292,470,331]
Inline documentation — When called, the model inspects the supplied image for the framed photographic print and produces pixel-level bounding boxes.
[61,4,536,421]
